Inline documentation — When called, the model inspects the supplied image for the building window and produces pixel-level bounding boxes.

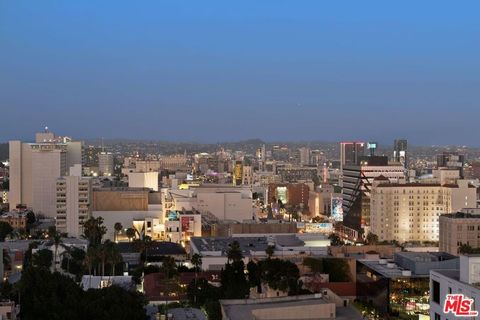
[432,280,440,304]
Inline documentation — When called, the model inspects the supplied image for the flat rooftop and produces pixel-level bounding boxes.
[396,251,457,262]
[359,260,414,279]
[169,308,206,320]
[441,212,480,219]
[360,252,458,279]
[221,295,331,320]
[191,236,270,256]
[432,269,460,281]
[221,295,362,320]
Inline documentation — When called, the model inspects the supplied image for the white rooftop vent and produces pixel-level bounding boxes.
[386,263,396,269]
[379,259,387,265]
[402,270,412,277]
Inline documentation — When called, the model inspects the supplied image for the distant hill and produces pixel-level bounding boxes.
[0,143,7,161]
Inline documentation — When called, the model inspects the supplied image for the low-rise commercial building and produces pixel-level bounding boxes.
[357,252,459,317]
[0,211,27,229]
[190,234,329,271]
[162,185,253,222]
[220,292,362,320]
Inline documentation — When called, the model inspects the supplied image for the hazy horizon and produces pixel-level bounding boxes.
[1,134,478,149]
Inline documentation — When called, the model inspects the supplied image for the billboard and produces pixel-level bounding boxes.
[331,197,343,222]
[167,210,179,221]
[305,223,333,233]
[181,216,194,233]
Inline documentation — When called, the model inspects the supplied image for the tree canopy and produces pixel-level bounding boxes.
[303,257,351,282]
[0,221,13,241]
[19,266,147,320]
[82,217,107,247]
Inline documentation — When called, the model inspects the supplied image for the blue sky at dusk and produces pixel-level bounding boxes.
[1,1,479,145]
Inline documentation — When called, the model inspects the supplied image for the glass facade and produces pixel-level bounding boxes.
[357,262,430,319]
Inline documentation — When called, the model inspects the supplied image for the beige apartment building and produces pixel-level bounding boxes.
[56,176,92,237]
[370,179,477,242]
[439,209,480,255]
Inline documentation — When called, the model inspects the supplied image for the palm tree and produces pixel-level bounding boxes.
[106,242,123,276]
[82,217,107,247]
[98,241,113,277]
[114,222,123,242]
[191,253,202,272]
[50,230,62,272]
[265,245,275,259]
[191,253,202,304]
[84,246,97,275]
[161,256,177,279]
[144,236,152,264]
[3,249,11,273]
[60,246,72,274]
[227,241,243,263]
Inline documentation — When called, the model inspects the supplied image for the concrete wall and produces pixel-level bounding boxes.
[329,244,400,259]
[93,189,149,211]
[128,172,159,191]
[450,180,477,212]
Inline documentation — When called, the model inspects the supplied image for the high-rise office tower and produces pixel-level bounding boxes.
[342,156,405,235]
[233,161,243,186]
[298,147,311,166]
[339,142,365,187]
[340,142,365,168]
[98,152,114,176]
[393,139,408,168]
[9,128,82,216]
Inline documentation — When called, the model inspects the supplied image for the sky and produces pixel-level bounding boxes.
[1,1,479,145]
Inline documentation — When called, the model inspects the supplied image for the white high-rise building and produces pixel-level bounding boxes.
[56,176,92,238]
[98,152,114,176]
[9,129,82,216]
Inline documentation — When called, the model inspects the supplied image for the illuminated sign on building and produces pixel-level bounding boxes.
[331,197,343,222]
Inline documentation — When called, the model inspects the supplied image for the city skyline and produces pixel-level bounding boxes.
[1,1,480,145]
